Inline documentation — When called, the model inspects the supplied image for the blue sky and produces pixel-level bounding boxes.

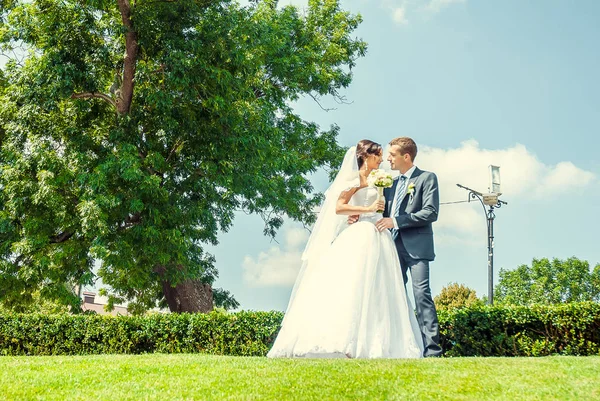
[210,0,600,311]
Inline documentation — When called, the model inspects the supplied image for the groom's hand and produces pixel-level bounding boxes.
[348,215,359,225]
[375,218,394,232]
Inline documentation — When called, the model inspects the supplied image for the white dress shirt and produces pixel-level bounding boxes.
[391,165,417,229]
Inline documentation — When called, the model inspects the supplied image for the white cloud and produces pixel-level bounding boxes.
[425,0,466,13]
[242,227,309,287]
[386,0,466,24]
[534,161,595,197]
[416,140,596,239]
[419,140,595,199]
[392,6,408,24]
[435,230,481,247]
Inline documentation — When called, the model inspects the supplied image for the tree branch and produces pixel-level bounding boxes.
[117,0,139,115]
[117,213,142,231]
[308,93,336,112]
[11,254,31,270]
[50,231,74,244]
[166,138,184,164]
[333,94,353,105]
[126,213,141,225]
[71,92,116,108]
[1,44,29,68]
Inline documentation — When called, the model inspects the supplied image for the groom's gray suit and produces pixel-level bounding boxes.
[383,167,442,357]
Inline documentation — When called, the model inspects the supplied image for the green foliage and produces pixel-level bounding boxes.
[0,310,284,356]
[439,302,600,357]
[0,0,366,312]
[212,288,240,311]
[495,257,600,305]
[0,290,72,314]
[1,303,599,357]
[434,282,484,311]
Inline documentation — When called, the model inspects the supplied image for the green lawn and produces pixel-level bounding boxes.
[1,354,598,400]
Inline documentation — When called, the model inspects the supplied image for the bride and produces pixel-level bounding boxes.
[267,140,423,359]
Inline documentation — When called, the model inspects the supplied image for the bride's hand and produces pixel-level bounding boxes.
[369,199,385,212]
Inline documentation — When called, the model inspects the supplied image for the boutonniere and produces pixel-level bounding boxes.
[407,182,416,204]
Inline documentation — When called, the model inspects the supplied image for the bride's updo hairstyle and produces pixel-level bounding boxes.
[356,139,383,170]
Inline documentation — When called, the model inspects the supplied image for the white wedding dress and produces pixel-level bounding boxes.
[267,185,424,359]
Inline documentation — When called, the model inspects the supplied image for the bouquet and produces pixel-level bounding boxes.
[367,169,393,213]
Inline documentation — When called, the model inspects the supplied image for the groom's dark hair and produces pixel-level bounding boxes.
[356,140,382,169]
[389,137,417,162]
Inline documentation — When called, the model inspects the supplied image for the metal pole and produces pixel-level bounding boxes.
[487,206,495,305]
[456,183,506,306]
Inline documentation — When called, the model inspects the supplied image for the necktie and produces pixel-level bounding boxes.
[391,175,407,240]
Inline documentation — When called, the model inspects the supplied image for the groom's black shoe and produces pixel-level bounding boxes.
[423,350,443,358]
[423,344,443,358]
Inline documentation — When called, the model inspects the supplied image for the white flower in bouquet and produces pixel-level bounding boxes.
[367,169,394,188]
[367,169,393,213]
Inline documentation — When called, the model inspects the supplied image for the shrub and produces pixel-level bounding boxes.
[0,310,284,356]
[439,302,600,356]
[1,303,599,357]
[434,283,484,311]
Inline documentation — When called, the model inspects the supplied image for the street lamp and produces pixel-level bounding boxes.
[457,165,507,305]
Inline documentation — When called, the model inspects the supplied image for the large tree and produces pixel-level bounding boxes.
[0,0,366,313]
[495,257,600,305]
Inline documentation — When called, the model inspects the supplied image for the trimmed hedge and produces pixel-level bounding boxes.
[1,303,599,356]
[439,302,600,357]
[0,311,284,356]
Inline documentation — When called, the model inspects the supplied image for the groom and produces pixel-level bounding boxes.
[375,137,442,357]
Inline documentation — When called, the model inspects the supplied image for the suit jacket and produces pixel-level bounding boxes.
[383,167,439,261]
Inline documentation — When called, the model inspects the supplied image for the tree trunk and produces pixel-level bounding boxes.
[162,279,214,313]
[154,264,214,313]
[116,0,138,115]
